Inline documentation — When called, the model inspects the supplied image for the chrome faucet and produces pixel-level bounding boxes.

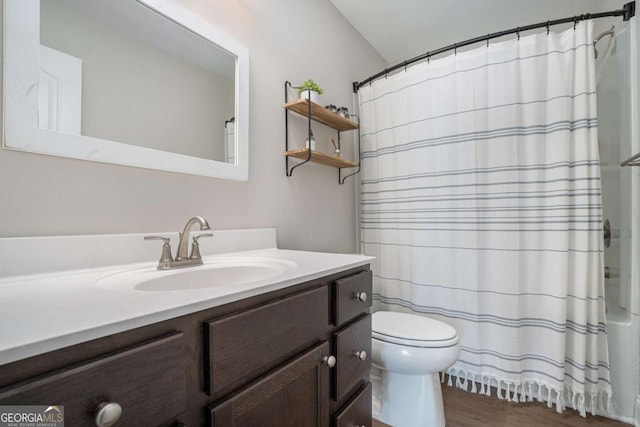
[145,216,213,270]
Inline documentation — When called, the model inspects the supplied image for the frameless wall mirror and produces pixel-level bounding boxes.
[3,0,249,180]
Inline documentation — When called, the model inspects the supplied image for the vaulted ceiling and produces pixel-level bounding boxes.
[330,0,622,65]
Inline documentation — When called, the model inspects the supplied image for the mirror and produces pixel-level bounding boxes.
[3,0,249,180]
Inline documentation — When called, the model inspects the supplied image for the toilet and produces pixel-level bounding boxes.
[371,311,461,427]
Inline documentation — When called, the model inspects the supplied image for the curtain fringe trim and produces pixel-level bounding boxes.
[445,368,613,417]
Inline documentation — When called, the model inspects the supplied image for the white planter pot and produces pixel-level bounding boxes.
[300,90,320,104]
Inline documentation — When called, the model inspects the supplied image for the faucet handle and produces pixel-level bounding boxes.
[193,233,213,242]
[144,235,171,244]
[190,233,213,260]
[144,236,174,270]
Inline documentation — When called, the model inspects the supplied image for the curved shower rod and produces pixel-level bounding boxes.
[353,1,635,93]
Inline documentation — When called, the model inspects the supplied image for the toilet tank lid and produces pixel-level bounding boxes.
[372,311,457,342]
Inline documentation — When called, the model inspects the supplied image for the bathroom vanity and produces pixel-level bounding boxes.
[0,229,373,426]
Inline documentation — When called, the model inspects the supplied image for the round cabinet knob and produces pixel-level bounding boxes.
[353,292,368,302]
[322,355,337,368]
[95,402,122,427]
[354,350,367,361]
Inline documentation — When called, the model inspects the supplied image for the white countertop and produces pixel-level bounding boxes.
[0,229,373,365]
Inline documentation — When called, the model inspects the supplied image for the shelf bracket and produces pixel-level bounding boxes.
[339,165,361,184]
[285,81,312,177]
[338,114,361,185]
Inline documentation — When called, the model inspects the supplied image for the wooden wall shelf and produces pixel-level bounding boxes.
[284,149,359,169]
[284,99,358,132]
[284,81,361,184]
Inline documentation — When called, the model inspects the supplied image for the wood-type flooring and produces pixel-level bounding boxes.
[372,383,628,426]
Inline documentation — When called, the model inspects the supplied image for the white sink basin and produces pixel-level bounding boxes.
[96,257,297,292]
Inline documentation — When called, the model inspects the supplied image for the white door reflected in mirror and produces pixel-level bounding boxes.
[38,45,82,135]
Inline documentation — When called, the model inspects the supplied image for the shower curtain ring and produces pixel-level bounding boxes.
[404,61,408,72]
[427,52,430,63]
[384,68,388,79]
[574,16,578,30]
[517,27,520,40]
[454,43,457,55]
[547,20,550,35]
[487,35,490,47]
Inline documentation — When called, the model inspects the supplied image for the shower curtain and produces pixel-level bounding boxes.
[359,20,612,416]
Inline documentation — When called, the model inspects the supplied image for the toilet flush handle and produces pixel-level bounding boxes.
[353,291,368,302]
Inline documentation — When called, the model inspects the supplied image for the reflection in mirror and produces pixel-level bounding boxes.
[39,0,235,163]
[3,0,249,180]
[224,117,235,163]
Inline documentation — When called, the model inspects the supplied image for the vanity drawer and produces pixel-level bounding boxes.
[333,270,372,326]
[205,285,329,398]
[334,382,372,427]
[333,314,371,402]
[0,332,185,426]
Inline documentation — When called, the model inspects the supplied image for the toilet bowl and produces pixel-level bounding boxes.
[372,311,460,427]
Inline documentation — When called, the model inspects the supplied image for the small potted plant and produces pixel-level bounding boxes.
[298,79,323,104]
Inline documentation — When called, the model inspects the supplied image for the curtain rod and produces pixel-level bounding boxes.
[352,1,635,93]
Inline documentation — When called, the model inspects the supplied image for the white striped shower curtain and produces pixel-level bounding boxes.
[359,21,611,416]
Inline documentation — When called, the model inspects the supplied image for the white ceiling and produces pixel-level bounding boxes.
[330,0,623,66]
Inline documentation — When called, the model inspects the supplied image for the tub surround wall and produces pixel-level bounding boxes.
[0,0,385,254]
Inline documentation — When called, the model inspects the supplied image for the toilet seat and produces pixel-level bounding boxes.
[372,311,458,348]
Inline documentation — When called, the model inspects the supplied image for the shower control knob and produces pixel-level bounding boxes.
[354,350,367,361]
[322,355,336,368]
[353,291,368,302]
[95,402,122,427]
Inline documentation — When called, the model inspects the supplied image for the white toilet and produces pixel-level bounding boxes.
[371,311,460,427]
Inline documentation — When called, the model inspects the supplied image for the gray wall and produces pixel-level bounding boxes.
[0,0,385,254]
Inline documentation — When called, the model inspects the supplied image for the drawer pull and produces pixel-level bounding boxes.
[353,291,368,302]
[354,350,367,361]
[322,355,337,368]
[95,402,122,427]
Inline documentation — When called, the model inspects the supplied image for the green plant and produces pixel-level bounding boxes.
[298,79,324,96]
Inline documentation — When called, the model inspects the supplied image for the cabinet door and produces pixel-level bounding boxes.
[209,342,331,427]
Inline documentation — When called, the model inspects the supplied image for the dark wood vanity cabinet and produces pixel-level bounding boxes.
[0,265,372,426]
[206,267,372,427]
